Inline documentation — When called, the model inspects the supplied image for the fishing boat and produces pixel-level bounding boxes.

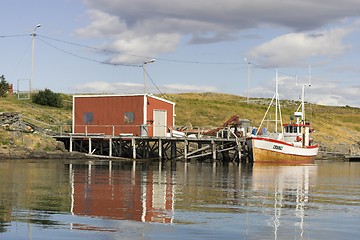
[247,71,319,164]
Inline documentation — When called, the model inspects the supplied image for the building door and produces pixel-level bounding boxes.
[153,110,167,137]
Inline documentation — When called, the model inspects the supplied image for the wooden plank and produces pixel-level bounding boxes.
[345,155,360,162]
[187,151,212,159]
[186,145,210,156]
[217,146,237,153]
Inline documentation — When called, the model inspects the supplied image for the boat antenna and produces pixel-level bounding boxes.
[301,84,305,123]
[308,64,312,87]
[302,65,312,122]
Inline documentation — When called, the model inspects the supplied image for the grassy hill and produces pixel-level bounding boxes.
[0,94,72,156]
[1,92,359,154]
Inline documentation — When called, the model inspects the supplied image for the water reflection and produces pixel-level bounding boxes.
[68,161,175,223]
[2,159,359,239]
[68,160,317,239]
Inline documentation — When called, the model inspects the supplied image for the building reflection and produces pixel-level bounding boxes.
[69,161,174,223]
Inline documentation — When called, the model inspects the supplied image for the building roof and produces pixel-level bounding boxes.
[73,93,175,106]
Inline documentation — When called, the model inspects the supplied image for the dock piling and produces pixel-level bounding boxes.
[55,134,247,162]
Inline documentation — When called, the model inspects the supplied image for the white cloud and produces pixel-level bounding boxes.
[75,10,127,37]
[72,81,143,93]
[249,77,360,107]
[105,33,180,64]
[247,27,353,68]
[162,83,217,92]
[76,0,360,65]
[72,81,217,94]
[309,83,360,107]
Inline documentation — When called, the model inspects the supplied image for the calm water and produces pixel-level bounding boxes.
[0,159,359,240]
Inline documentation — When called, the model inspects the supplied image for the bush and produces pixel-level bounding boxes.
[32,88,63,108]
[0,75,10,97]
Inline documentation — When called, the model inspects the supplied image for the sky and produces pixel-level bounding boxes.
[1,0,360,107]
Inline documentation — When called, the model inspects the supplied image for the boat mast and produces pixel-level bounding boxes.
[275,70,284,135]
[275,70,278,132]
[255,70,283,137]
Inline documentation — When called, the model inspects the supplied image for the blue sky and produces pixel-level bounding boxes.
[1,0,360,107]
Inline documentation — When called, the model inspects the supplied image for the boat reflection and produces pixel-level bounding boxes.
[68,161,174,223]
[252,163,317,240]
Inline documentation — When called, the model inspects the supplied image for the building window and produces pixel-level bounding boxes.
[84,112,94,124]
[124,112,135,123]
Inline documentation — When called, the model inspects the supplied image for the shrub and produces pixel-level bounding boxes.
[0,75,10,97]
[32,88,63,108]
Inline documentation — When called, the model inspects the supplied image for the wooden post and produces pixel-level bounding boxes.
[132,138,136,159]
[212,140,216,160]
[184,139,188,160]
[88,137,92,154]
[237,139,242,162]
[158,138,162,159]
[109,138,112,157]
[69,135,73,152]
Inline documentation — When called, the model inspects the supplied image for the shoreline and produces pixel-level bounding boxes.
[0,149,88,160]
[0,148,348,161]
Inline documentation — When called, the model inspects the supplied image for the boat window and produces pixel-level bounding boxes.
[284,126,289,133]
[294,126,297,133]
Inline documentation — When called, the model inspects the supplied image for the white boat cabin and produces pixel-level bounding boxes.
[283,111,312,147]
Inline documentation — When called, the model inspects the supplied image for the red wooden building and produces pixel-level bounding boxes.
[72,94,175,137]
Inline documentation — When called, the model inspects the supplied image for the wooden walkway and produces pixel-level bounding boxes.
[55,134,250,162]
[344,155,360,162]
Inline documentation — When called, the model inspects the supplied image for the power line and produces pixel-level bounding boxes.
[38,34,248,65]
[38,34,116,54]
[142,66,166,98]
[37,37,140,67]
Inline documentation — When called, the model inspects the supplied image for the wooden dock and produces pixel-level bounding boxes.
[55,134,250,162]
[344,155,360,162]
